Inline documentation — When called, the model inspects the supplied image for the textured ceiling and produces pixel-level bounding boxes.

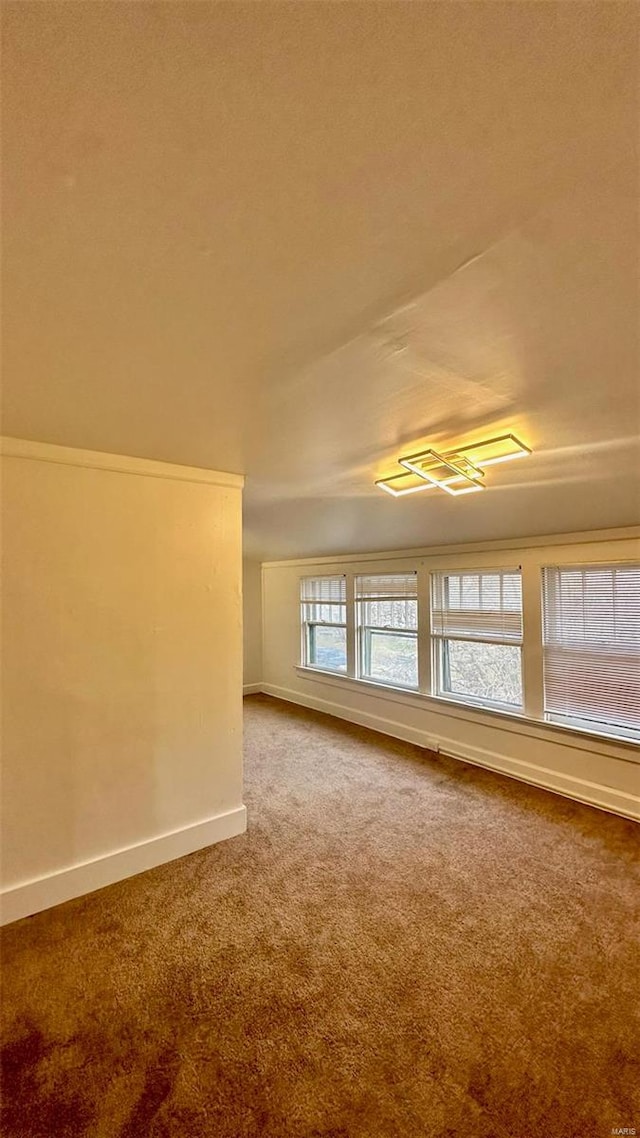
[2,2,639,559]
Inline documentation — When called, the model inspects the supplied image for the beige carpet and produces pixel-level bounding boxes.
[1,693,639,1137]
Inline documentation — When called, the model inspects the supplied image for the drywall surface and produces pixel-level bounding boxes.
[261,530,640,821]
[1,440,245,921]
[243,558,263,691]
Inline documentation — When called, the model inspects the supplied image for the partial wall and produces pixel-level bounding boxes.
[243,558,263,692]
[1,439,246,923]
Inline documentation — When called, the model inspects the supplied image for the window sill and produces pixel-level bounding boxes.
[294,666,640,760]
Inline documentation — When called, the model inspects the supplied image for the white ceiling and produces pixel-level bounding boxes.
[2,2,639,560]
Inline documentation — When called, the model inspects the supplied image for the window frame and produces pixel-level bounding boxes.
[300,575,347,675]
[355,574,419,691]
[304,620,348,673]
[430,568,524,713]
[295,547,640,750]
[436,640,524,714]
[541,561,640,740]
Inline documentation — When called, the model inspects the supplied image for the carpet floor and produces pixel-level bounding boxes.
[1,694,639,1137]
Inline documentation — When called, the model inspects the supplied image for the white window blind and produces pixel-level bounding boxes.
[542,563,640,736]
[355,573,418,602]
[355,573,418,688]
[431,570,523,643]
[300,575,346,608]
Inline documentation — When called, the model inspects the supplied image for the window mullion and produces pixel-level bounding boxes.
[345,573,356,679]
[521,561,544,719]
[418,565,432,695]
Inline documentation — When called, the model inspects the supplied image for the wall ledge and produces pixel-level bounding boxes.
[294,666,640,760]
[0,805,247,927]
[262,683,640,824]
[0,436,244,490]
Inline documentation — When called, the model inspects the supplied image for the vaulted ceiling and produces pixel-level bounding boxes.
[2,2,638,559]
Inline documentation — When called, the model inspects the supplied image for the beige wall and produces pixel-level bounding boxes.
[261,529,640,821]
[1,440,245,923]
[243,558,263,690]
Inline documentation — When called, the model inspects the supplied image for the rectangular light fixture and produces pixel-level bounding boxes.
[454,433,532,468]
[399,448,486,495]
[376,432,531,498]
[375,471,437,496]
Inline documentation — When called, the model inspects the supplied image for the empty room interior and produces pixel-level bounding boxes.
[1,3,639,1136]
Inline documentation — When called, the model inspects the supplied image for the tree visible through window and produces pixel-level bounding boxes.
[355,574,418,688]
[431,570,523,708]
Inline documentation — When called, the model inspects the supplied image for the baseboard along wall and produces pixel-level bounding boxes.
[1,805,247,927]
[258,684,640,824]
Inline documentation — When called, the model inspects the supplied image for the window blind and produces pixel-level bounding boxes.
[431,569,522,643]
[300,576,346,604]
[300,575,346,625]
[355,573,418,632]
[355,573,417,600]
[542,563,640,734]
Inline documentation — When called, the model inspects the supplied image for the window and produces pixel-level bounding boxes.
[431,569,523,708]
[355,573,418,689]
[542,563,640,739]
[296,556,638,746]
[300,576,347,672]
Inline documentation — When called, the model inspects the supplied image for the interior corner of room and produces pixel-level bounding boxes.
[1,3,639,1135]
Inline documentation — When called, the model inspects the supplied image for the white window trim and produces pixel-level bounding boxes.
[300,574,347,673]
[345,573,356,678]
[417,566,432,696]
[358,627,419,690]
[521,558,545,719]
[304,622,347,675]
[432,639,524,711]
[430,566,524,711]
[354,572,418,689]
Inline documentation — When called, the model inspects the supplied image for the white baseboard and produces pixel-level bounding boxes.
[435,736,640,823]
[0,805,247,927]
[261,683,440,753]
[262,683,640,823]
[243,683,263,695]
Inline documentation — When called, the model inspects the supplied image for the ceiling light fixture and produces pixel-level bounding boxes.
[375,471,437,496]
[376,433,531,498]
[399,448,486,494]
[453,433,533,468]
